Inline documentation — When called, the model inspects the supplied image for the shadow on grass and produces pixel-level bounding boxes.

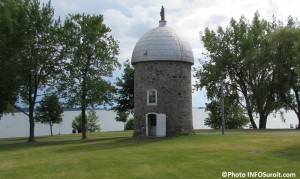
[195,129,300,135]
[0,135,174,153]
[273,144,300,162]
[55,136,174,153]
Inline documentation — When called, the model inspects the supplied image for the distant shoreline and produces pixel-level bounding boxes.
[10,107,206,113]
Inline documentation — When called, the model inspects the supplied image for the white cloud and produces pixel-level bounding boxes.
[41,0,300,107]
[103,8,132,37]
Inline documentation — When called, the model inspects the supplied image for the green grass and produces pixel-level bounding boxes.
[0,130,299,179]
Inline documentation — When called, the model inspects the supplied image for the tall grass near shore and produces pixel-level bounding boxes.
[0,130,299,178]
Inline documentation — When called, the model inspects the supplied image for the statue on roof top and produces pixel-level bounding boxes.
[160,6,165,21]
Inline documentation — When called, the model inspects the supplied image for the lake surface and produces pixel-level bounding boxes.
[0,108,298,138]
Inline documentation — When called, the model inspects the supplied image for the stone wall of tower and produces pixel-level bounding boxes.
[133,61,194,137]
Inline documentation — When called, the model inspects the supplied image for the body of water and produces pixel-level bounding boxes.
[0,110,124,138]
[0,108,298,138]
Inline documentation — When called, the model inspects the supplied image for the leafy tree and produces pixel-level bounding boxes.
[61,14,119,139]
[0,0,26,117]
[86,109,101,132]
[204,98,249,129]
[72,115,82,133]
[0,0,63,142]
[196,12,284,129]
[35,95,63,136]
[269,21,300,129]
[72,109,100,133]
[112,60,134,122]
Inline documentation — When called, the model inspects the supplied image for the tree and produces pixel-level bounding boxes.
[196,12,284,129]
[35,95,63,136]
[112,60,134,122]
[269,21,300,129]
[72,109,100,133]
[61,14,119,139]
[72,115,82,133]
[0,0,63,142]
[204,98,249,129]
[86,109,101,132]
[0,0,26,118]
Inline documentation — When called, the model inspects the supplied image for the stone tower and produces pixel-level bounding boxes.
[131,6,194,137]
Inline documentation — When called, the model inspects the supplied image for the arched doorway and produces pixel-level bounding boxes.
[145,113,166,137]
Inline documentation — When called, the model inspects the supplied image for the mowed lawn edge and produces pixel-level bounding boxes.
[0,130,299,179]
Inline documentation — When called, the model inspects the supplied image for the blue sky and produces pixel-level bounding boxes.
[42,0,300,107]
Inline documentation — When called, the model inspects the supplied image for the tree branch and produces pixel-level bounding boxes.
[12,104,29,117]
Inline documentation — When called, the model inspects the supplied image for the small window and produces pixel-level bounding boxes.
[147,89,157,105]
[149,91,156,103]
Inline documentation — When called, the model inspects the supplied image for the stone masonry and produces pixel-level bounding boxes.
[133,61,193,137]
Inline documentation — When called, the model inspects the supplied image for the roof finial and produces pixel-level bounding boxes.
[159,6,166,27]
[160,6,165,21]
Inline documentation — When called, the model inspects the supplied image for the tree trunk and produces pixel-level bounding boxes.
[294,87,300,129]
[81,56,91,140]
[50,123,53,136]
[81,78,87,140]
[81,57,90,140]
[28,103,36,142]
[246,105,257,129]
[244,95,257,129]
[297,112,300,129]
[81,106,87,139]
[81,79,87,139]
[259,112,267,129]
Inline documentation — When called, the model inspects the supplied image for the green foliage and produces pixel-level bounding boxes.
[72,114,82,133]
[125,118,134,130]
[35,95,63,136]
[204,99,249,129]
[269,23,300,129]
[196,12,293,129]
[72,109,100,133]
[0,0,63,142]
[87,109,101,132]
[115,111,129,123]
[0,0,23,117]
[61,13,120,139]
[112,60,134,122]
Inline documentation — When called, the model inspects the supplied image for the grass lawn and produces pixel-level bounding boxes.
[0,130,299,178]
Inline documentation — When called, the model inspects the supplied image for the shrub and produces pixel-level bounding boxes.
[125,118,134,130]
[72,109,100,133]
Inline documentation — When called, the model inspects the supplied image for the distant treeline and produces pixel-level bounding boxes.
[11,108,106,113]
